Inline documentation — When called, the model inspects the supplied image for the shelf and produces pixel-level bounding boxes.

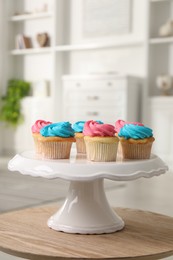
[150,37,173,44]
[10,37,144,56]
[149,96,173,102]
[151,0,172,3]
[54,38,144,52]
[9,12,53,22]
[10,47,53,55]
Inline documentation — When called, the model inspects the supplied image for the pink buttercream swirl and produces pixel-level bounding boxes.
[115,119,144,133]
[31,119,52,133]
[83,120,116,137]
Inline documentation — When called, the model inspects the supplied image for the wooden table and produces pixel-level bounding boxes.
[0,205,173,260]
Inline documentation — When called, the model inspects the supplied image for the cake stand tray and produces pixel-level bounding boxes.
[8,151,168,234]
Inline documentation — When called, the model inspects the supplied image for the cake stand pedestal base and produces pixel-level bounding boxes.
[47,179,124,234]
[8,151,168,235]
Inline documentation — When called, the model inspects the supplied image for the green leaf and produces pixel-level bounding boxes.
[0,79,31,126]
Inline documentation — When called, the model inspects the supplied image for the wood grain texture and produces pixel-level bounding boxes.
[0,205,173,260]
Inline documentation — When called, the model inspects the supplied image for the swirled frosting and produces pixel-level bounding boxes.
[115,119,144,133]
[40,122,75,138]
[118,124,153,139]
[72,121,86,133]
[73,120,103,133]
[83,120,116,137]
[31,120,52,133]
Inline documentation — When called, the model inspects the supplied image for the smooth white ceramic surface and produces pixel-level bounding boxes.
[47,179,124,234]
[8,151,168,234]
[8,150,168,181]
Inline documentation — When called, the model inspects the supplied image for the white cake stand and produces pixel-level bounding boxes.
[8,151,168,234]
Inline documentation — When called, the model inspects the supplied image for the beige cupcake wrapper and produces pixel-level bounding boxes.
[75,136,86,154]
[121,142,153,159]
[40,142,72,159]
[117,142,123,159]
[85,139,118,162]
[32,135,42,154]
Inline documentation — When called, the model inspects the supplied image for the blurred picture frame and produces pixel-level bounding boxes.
[83,0,131,38]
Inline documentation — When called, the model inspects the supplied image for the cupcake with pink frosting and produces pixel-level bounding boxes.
[115,119,144,133]
[115,119,144,158]
[83,120,119,162]
[31,119,52,154]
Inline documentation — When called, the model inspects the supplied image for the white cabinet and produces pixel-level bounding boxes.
[149,96,173,169]
[62,75,142,124]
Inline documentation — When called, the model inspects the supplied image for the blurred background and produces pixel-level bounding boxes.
[0,1,173,259]
[0,0,173,169]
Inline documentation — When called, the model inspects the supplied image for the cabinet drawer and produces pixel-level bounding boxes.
[64,106,125,123]
[65,90,125,106]
[63,79,126,92]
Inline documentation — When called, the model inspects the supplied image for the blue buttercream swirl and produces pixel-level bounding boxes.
[73,120,103,133]
[72,121,86,133]
[40,122,75,138]
[118,124,153,139]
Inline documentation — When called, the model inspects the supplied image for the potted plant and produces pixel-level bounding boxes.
[0,79,31,126]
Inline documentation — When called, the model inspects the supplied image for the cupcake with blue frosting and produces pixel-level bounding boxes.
[118,124,155,159]
[72,121,86,154]
[39,122,75,159]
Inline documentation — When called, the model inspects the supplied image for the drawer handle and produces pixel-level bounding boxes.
[86,112,99,116]
[107,82,113,86]
[87,96,99,101]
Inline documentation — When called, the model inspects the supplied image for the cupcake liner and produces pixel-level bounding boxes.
[121,142,153,159]
[32,134,42,154]
[40,142,72,159]
[117,142,123,159]
[85,139,118,162]
[75,136,86,154]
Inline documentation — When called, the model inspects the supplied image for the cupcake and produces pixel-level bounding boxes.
[83,120,119,162]
[118,124,155,160]
[72,121,86,154]
[115,119,144,158]
[73,120,103,154]
[31,119,52,154]
[39,122,75,159]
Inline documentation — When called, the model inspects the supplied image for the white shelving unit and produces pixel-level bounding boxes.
[150,36,173,44]
[9,38,144,55]
[9,12,53,22]
[147,0,173,166]
[148,0,173,96]
[1,0,173,161]
[151,0,171,2]
[0,0,147,154]
[10,47,53,55]
[2,0,145,115]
